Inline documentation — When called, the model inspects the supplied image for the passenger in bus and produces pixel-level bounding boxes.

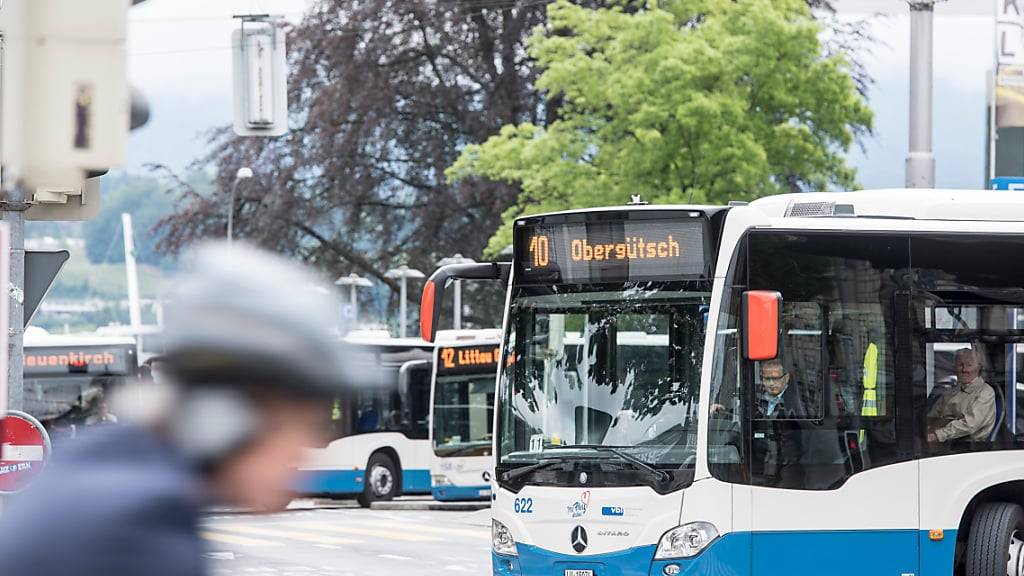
[927,348,996,443]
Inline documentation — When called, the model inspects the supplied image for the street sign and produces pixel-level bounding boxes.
[24,250,70,327]
[0,411,51,494]
[991,177,1024,190]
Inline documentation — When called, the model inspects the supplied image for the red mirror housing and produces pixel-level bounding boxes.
[743,290,782,361]
[419,262,510,343]
[420,280,437,342]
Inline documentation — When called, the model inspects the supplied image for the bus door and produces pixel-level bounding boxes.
[744,231,919,576]
[399,360,433,439]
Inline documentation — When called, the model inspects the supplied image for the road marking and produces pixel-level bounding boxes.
[351,520,489,540]
[315,544,341,550]
[377,554,413,561]
[214,524,363,546]
[280,521,443,543]
[200,531,282,547]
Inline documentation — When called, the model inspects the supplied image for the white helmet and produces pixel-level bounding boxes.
[160,242,354,398]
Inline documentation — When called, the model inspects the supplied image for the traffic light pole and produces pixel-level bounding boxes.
[0,32,24,411]
[4,188,25,412]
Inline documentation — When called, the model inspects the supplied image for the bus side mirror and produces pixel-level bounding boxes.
[420,262,511,342]
[742,290,782,361]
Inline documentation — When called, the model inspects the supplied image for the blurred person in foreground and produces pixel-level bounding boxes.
[0,243,353,576]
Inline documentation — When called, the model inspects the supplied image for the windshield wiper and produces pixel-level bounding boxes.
[442,445,489,458]
[562,444,672,484]
[501,455,580,483]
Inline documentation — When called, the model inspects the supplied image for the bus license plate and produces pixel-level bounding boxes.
[565,570,594,576]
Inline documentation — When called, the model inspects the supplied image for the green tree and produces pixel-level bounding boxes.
[84,173,181,268]
[448,0,872,255]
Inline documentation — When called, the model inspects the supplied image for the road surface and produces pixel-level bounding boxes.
[201,504,492,575]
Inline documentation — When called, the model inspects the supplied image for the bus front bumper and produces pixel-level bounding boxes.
[432,485,491,501]
[491,534,750,576]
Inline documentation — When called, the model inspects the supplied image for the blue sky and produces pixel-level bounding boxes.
[124,0,998,190]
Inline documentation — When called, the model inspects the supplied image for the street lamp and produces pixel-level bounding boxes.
[228,166,254,245]
[385,265,425,338]
[335,272,373,327]
[437,254,475,330]
[905,0,944,188]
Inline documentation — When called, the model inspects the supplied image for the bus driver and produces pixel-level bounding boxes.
[927,347,996,443]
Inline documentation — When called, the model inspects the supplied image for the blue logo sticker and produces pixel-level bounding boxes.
[602,506,624,517]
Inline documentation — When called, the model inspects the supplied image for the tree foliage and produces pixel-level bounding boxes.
[84,174,178,267]
[157,0,549,293]
[448,0,873,255]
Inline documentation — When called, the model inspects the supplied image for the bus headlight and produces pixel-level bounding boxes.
[432,474,452,486]
[492,519,518,556]
[654,522,719,559]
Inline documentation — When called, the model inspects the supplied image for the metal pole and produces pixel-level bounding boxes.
[453,280,462,330]
[6,186,24,412]
[906,1,935,188]
[399,277,407,338]
[227,180,237,246]
[121,213,143,362]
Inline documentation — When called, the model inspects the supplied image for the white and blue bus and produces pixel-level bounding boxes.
[297,333,435,506]
[430,330,501,501]
[421,190,1024,576]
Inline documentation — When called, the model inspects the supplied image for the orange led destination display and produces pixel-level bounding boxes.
[517,218,706,283]
[438,344,501,376]
[24,346,132,376]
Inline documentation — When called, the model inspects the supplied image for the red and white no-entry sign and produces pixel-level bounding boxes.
[0,410,51,494]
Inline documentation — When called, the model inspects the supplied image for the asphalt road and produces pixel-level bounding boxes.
[201,504,492,576]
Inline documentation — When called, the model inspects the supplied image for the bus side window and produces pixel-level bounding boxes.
[739,232,907,490]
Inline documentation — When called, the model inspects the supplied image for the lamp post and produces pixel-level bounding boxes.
[385,265,425,338]
[228,166,253,245]
[335,273,373,327]
[437,254,475,330]
[905,1,943,188]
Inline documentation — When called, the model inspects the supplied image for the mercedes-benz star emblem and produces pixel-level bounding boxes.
[571,525,589,554]
[579,471,588,484]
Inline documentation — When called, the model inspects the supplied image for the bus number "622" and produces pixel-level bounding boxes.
[514,497,533,514]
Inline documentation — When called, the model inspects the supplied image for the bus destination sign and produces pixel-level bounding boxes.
[24,346,132,376]
[438,344,500,376]
[516,217,707,283]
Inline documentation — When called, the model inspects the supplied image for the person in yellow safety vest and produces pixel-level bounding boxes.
[860,342,878,445]
[862,342,879,417]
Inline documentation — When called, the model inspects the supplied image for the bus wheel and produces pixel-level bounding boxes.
[358,453,398,507]
[966,502,1024,576]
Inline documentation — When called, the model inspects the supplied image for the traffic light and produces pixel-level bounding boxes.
[0,0,148,221]
[232,15,288,137]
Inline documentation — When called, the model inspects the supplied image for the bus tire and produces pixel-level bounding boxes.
[966,501,1024,576]
[358,453,399,507]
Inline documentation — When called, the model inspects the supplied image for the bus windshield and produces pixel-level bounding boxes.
[432,373,495,457]
[498,284,708,469]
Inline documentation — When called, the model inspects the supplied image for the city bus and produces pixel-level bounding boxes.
[296,332,435,506]
[430,329,501,501]
[22,328,139,436]
[420,190,1024,576]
